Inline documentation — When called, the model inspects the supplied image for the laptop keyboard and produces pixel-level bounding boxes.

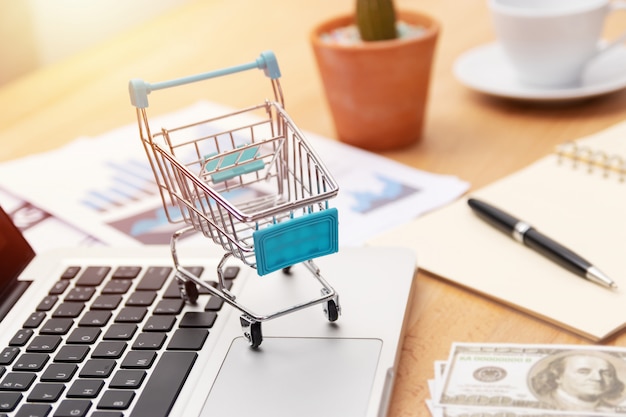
[0,262,238,417]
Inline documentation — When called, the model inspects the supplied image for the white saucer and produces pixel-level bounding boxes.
[453,42,626,101]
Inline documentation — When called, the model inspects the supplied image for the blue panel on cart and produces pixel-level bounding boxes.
[204,146,264,182]
[253,208,339,276]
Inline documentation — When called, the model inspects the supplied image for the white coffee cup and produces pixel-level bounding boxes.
[488,0,626,88]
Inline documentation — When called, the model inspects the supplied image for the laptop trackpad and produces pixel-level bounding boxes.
[201,337,382,417]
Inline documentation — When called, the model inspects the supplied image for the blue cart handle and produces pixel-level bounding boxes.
[129,50,281,108]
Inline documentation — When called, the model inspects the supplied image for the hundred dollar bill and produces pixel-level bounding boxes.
[436,343,626,416]
[435,404,592,417]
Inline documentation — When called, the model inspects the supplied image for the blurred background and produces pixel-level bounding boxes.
[0,0,191,85]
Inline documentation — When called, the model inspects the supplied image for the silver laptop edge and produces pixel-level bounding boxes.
[7,245,416,417]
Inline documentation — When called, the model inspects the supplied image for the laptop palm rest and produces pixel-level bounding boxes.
[201,337,382,417]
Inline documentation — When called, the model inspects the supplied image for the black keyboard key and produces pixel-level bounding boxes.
[0,392,22,411]
[143,316,176,332]
[40,363,77,382]
[112,266,141,279]
[162,280,182,299]
[132,333,166,350]
[204,296,224,311]
[64,287,96,302]
[109,370,146,389]
[199,280,232,293]
[9,329,33,347]
[48,281,70,296]
[136,267,171,291]
[61,267,80,279]
[36,296,58,312]
[153,299,184,315]
[92,412,123,417]
[78,311,112,327]
[54,346,90,363]
[91,295,123,310]
[196,280,218,295]
[54,399,92,417]
[0,348,20,365]
[178,268,207,294]
[40,319,73,335]
[223,266,239,279]
[121,351,156,369]
[66,379,104,398]
[27,383,65,402]
[128,351,196,417]
[0,372,36,390]
[75,267,110,287]
[52,302,85,319]
[172,278,219,295]
[12,354,49,372]
[16,403,52,416]
[180,312,217,328]
[97,390,134,410]
[26,336,62,353]
[92,342,126,359]
[103,324,137,341]
[186,266,204,277]
[101,280,132,295]
[115,307,147,323]
[67,328,101,345]
[163,274,210,297]
[79,360,116,378]
[23,312,46,329]
[167,329,208,351]
[125,292,156,307]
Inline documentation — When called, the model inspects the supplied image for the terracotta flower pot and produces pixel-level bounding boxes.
[310,10,440,151]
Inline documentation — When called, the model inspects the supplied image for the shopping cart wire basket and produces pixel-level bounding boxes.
[128,51,340,347]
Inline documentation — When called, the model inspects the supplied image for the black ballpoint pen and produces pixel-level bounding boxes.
[467,198,617,290]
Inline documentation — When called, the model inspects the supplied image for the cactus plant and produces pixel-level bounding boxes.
[356,0,398,41]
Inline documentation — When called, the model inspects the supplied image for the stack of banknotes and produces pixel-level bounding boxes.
[427,343,626,417]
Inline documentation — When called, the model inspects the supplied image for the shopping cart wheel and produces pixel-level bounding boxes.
[240,316,263,348]
[182,280,199,304]
[282,266,292,275]
[324,299,339,322]
[249,322,262,348]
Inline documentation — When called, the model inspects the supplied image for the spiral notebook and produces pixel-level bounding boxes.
[372,121,626,341]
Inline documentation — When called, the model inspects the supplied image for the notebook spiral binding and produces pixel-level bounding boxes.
[556,141,626,182]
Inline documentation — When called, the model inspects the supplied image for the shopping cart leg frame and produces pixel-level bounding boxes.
[169,226,341,348]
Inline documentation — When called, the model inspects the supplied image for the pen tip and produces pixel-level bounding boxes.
[587,266,617,290]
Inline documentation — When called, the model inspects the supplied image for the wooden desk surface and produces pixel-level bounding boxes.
[2,0,626,415]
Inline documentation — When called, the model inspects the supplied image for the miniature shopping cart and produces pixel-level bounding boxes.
[128,51,340,347]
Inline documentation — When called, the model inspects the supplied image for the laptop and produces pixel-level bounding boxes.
[0,205,416,417]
